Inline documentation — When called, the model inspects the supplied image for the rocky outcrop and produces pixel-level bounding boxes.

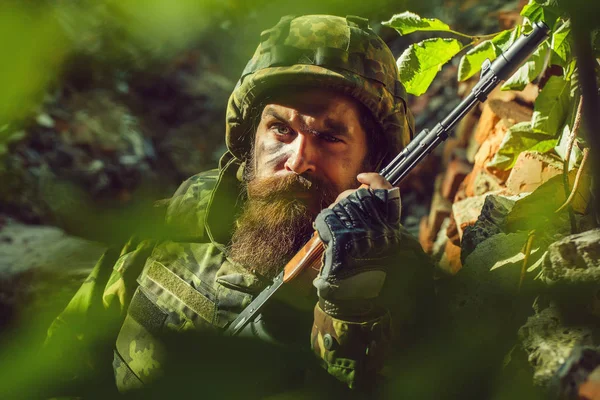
[0,218,105,329]
[518,303,597,388]
[461,193,520,262]
[543,229,600,286]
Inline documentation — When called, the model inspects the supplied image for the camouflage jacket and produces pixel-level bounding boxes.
[46,151,433,395]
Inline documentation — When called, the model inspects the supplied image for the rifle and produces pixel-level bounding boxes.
[225,21,550,336]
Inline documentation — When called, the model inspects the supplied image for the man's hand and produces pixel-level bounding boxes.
[313,173,402,319]
[331,172,394,206]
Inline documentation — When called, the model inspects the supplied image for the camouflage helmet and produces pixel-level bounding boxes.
[225,14,414,166]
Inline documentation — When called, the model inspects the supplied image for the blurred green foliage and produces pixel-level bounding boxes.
[0,271,546,399]
[0,3,68,130]
[0,0,425,132]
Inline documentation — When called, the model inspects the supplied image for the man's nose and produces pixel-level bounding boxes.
[284,133,316,175]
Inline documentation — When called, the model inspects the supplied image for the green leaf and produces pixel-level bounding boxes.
[397,38,464,96]
[488,122,558,170]
[532,0,559,5]
[520,2,562,30]
[505,171,586,231]
[501,41,548,91]
[532,75,571,135]
[521,20,534,35]
[458,41,498,81]
[382,11,452,36]
[491,28,518,52]
[564,59,577,81]
[527,250,547,272]
[550,20,571,67]
[457,28,519,81]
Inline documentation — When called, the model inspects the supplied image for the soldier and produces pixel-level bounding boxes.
[46,14,433,396]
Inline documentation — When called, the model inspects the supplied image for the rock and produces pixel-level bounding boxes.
[0,219,106,329]
[553,346,600,400]
[0,90,169,225]
[487,98,533,124]
[441,137,461,167]
[432,217,451,261]
[452,193,491,241]
[519,303,596,387]
[505,151,564,195]
[398,153,439,201]
[439,240,462,275]
[464,164,504,197]
[473,119,510,170]
[428,190,453,238]
[441,159,472,200]
[454,107,479,147]
[461,193,520,262]
[543,229,600,285]
[465,135,481,165]
[446,213,460,247]
[486,84,518,103]
[473,103,501,145]
[579,365,600,400]
[419,175,453,254]
[435,230,534,326]
[516,83,540,105]
[419,216,434,254]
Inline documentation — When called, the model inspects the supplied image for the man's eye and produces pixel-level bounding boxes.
[318,133,342,143]
[272,124,291,135]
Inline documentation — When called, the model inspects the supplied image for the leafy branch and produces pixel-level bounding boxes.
[384,2,593,178]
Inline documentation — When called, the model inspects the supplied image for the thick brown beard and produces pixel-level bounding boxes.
[228,173,337,280]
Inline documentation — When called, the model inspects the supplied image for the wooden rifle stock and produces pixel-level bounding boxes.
[282,232,323,282]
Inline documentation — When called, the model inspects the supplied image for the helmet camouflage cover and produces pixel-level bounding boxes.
[225,14,414,165]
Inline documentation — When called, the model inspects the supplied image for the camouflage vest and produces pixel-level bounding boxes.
[112,152,311,391]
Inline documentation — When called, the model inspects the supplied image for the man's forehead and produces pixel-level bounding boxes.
[260,88,362,121]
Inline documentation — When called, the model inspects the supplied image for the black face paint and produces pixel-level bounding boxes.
[264,152,291,169]
[260,141,289,170]
[246,140,286,182]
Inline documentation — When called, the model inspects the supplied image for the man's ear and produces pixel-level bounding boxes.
[236,160,246,182]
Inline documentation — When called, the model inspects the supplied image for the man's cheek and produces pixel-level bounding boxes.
[331,156,362,192]
[257,141,290,171]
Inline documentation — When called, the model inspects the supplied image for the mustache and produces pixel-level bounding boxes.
[247,173,332,203]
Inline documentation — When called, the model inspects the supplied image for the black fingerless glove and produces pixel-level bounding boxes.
[313,187,402,320]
